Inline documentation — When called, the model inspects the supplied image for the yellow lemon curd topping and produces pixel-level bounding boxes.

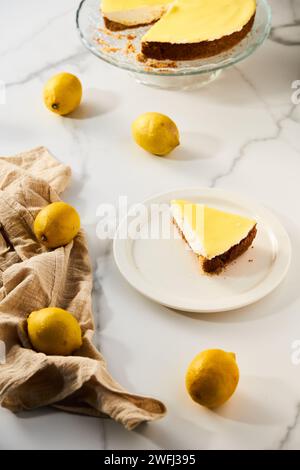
[171,199,256,260]
[142,0,256,44]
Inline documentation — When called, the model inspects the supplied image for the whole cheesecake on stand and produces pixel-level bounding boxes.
[101,0,257,60]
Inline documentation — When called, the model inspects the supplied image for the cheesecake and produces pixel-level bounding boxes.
[171,200,257,274]
[142,0,256,60]
[102,0,257,60]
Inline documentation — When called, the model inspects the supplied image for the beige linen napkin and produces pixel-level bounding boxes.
[0,146,166,430]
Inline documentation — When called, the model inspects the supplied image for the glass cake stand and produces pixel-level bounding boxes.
[76,0,272,90]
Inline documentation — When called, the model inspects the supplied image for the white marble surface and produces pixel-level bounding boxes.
[0,0,300,450]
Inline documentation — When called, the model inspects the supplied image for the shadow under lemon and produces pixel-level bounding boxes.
[66,88,120,119]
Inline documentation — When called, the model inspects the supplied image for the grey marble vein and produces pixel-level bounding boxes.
[235,66,278,125]
[0,0,300,451]
[269,0,300,46]
[278,402,300,449]
[290,0,299,21]
[0,7,74,59]
[6,49,88,88]
[92,276,103,351]
[210,103,298,188]
[270,21,300,46]
[61,116,90,179]
[92,241,113,338]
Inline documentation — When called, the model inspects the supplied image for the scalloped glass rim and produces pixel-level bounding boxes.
[76,0,272,77]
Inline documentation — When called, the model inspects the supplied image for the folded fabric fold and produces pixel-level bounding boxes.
[0,146,166,430]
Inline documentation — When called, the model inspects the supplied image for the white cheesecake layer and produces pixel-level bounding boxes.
[102,5,169,27]
[171,203,205,257]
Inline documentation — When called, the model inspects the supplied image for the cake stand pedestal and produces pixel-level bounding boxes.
[130,69,222,90]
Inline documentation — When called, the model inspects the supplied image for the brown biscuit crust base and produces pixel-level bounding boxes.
[142,13,255,60]
[173,218,257,274]
[201,225,257,273]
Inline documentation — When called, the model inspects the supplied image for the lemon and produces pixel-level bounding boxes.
[34,201,80,248]
[185,349,239,409]
[132,112,180,156]
[43,72,82,115]
[27,307,82,356]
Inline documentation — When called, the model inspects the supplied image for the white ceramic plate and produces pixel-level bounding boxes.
[113,188,291,313]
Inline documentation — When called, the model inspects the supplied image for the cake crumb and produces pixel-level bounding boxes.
[102,46,120,53]
[136,52,147,63]
[127,33,136,40]
[248,259,253,263]
[95,37,110,47]
[95,37,120,53]
[124,41,136,54]
[98,27,125,39]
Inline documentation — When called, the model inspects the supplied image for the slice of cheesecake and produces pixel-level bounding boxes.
[141,0,257,60]
[171,200,257,274]
[101,0,171,31]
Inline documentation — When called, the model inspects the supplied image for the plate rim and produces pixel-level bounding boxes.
[113,187,291,313]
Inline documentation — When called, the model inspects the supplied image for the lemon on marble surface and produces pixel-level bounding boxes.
[132,112,180,156]
[34,201,80,248]
[43,72,82,115]
[185,349,239,409]
[27,307,82,356]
